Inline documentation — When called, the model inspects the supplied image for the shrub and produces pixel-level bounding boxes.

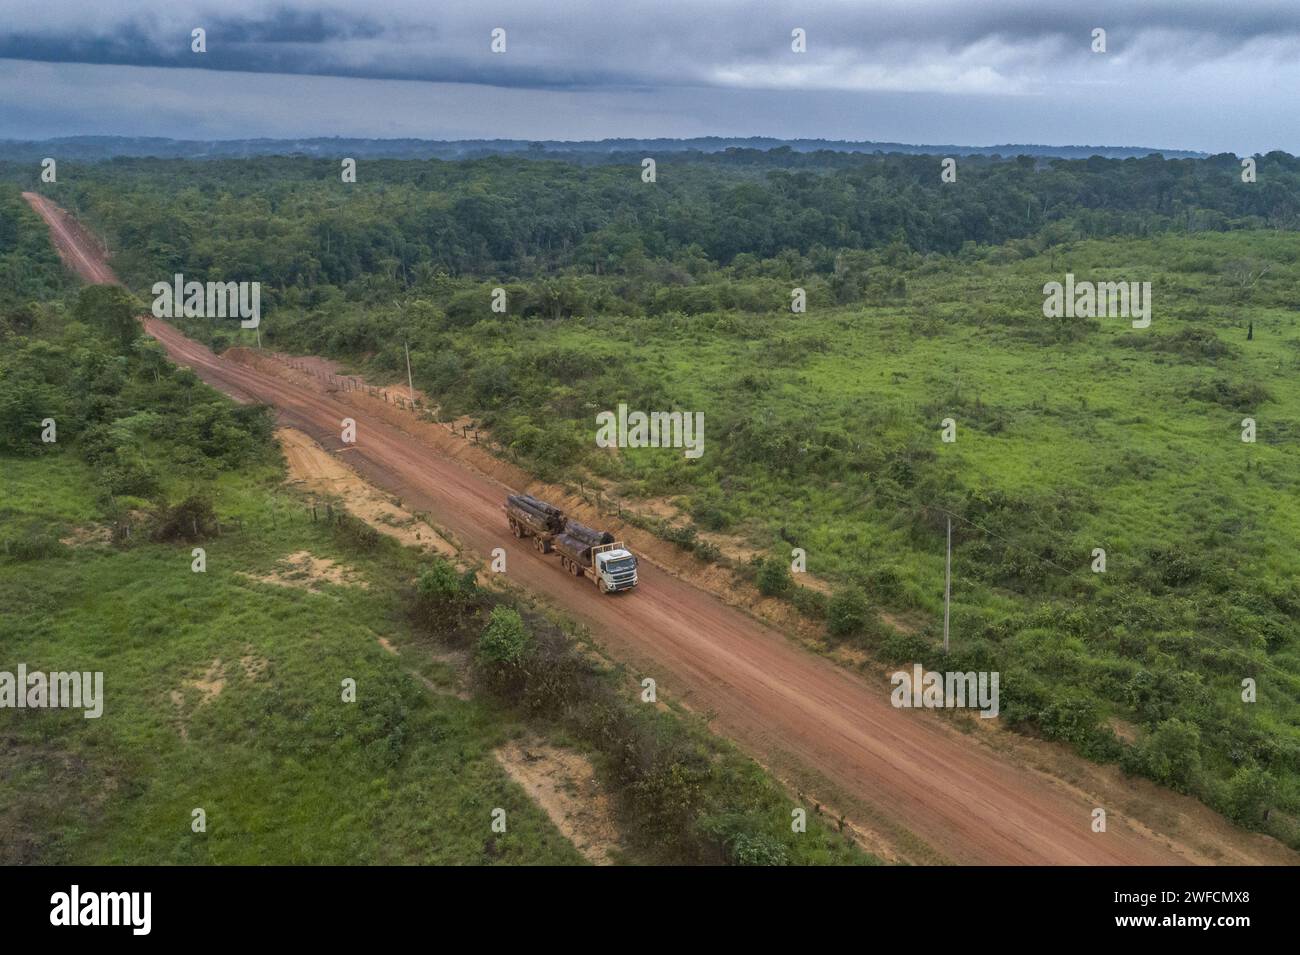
[791,585,828,618]
[628,732,710,839]
[828,587,869,637]
[867,565,905,602]
[151,495,217,543]
[1037,696,1102,747]
[690,494,731,531]
[103,460,159,498]
[662,522,698,551]
[694,539,722,563]
[877,630,931,663]
[1139,718,1202,792]
[1186,378,1272,410]
[697,817,791,866]
[1224,766,1277,828]
[476,606,533,684]
[412,559,479,633]
[757,555,793,597]
[520,630,598,716]
[728,831,790,866]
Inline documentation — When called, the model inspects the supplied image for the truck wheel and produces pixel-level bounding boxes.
[571,560,581,576]
[598,578,608,594]
[533,536,545,552]
[510,521,522,538]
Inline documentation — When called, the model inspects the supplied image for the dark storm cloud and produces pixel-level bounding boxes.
[4,1,1300,91]
[0,8,390,79]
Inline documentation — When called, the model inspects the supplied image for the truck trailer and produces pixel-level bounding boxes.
[506,493,566,552]
[505,495,638,593]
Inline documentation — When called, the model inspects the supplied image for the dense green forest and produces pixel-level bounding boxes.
[4,150,1300,290]
[3,147,1299,850]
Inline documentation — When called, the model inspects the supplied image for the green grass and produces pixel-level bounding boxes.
[1,452,872,864]
[0,455,585,864]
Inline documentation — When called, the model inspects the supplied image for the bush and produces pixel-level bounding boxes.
[694,539,722,563]
[698,816,791,866]
[728,831,790,866]
[877,630,931,664]
[867,565,905,602]
[412,559,479,633]
[520,630,598,716]
[628,731,710,839]
[757,555,793,597]
[1224,766,1277,828]
[791,585,828,618]
[661,522,698,551]
[1139,718,1202,792]
[151,496,217,543]
[828,587,869,637]
[690,494,731,531]
[100,457,159,499]
[1037,697,1102,747]
[476,606,533,691]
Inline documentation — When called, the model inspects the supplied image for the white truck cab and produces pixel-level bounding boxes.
[594,545,638,593]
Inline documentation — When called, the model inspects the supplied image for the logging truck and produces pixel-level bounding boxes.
[505,494,639,593]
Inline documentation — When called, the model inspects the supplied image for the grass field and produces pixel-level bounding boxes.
[0,453,594,864]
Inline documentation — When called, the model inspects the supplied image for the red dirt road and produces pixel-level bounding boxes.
[23,192,119,285]
[25,192,1293,866]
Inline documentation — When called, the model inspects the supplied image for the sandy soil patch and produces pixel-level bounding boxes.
[248,550,368,592]
[58,524,113,548]
[239,652,270,681]
[59,527,113,548]
[170,658,227,741]
[169,650,270,740]
[495,738,625,865]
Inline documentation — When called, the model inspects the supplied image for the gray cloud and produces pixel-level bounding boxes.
[5,1,1300,90]
[1,1,1298,151]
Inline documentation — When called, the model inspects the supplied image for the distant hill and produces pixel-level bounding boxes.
[0,135,1208,163]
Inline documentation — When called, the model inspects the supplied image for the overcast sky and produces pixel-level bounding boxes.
[1,0,1297,152]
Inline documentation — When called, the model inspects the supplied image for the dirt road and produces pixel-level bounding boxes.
[26,191,1296,866]
[23,192,119,285]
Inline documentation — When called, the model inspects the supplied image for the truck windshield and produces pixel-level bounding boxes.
[605,558,636,574]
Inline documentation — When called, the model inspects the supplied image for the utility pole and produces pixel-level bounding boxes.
[404,341,414,400]
[943,516,952,655]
